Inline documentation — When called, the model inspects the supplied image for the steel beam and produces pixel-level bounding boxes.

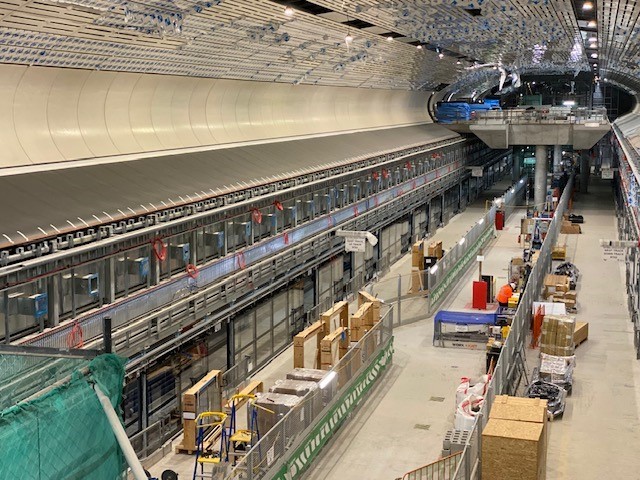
[0,344,101,359]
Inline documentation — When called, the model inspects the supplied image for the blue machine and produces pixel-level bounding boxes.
[433,310,498,348]
[435,100,501,123]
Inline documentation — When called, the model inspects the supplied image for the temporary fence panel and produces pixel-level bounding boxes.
[450,176,574,480]
[402,452,463,480]
[427,175,527,315]
[224,307,394,480]
[0,354,127,480]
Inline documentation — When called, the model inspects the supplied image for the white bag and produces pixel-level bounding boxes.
[454,394,485,431]
[455,375,490,405]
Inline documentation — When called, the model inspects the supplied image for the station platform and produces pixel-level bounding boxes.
[544,179,640,479]
[303,180,523,479]
[147,176,640,480]
[147,177,519,478]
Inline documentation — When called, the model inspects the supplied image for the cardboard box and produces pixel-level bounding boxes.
[574,321,589,346]
[255,392,303,437]
[512,257,525,266]
[427,240,443,259]
[540,315,558,355]
[541,315,575,356]
[543,274,570,297]
[411,241,424,268]
[560,221,581,234]
[482,418,546,480]
[551,246,566,260]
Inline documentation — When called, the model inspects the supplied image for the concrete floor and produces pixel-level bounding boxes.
[545,179,640,479]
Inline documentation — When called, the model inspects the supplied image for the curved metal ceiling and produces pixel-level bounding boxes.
[0,1,637,94]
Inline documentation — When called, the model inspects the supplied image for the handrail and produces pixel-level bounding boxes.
[400,452,463,480]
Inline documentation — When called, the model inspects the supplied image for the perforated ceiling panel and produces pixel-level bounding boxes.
[0,1,639,94]
[0,0,459,90]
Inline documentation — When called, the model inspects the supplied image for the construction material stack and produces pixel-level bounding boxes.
[482,396,548,480]
[409,240,425,294]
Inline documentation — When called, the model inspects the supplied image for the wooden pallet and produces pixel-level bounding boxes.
[574,336,588,347]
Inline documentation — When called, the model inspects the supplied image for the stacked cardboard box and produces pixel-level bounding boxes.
[409,241,425,294]
[255,392,303,438]
[542,274,570,299]
[287,368,337,406]
[540,315,576,356]
[270,379,322,417]
[428,240,443,259]
[552,290,577,310]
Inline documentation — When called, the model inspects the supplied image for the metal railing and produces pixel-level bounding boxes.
[224,307,394,480]
[472,107,608,125]
[400,452,463,480]
[450,176,574,480]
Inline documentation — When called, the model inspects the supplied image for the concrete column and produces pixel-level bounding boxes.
[553,145,562,173]
[535,145,548,211]
[581,151,590,193]
[512,148,522,181]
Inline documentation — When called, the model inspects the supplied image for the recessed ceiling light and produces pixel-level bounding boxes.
[593,63,598,66]
[591,52,598,58]
[588,20,596,27]
[387,36,393,42]
[284,6,294,17]
[583,2,593,10]
[588,37,597,42]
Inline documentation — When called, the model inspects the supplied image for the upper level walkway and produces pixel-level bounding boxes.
[446,107,610,150]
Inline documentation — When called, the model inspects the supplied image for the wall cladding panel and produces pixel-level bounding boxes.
[0,65,431,170]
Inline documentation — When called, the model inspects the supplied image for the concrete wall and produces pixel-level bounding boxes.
[0,65,432,170]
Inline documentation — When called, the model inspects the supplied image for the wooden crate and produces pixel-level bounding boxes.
[482,418,546,480]
[574,321,589,347]
[489,395,548,460]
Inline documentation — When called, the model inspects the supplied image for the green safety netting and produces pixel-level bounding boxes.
[0,354,127,480]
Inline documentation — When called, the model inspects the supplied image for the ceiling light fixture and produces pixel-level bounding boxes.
[345,33,353,44]
[417,45,422,50]
[591,52,598,58]
[284,6,294,17]
[583,2,593,10]
[588,37,597,42]
[588,20,596,27]
[438,52,444,58]
[589,42,597,48]
[387,36,393,42]
[456,60,461,65]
